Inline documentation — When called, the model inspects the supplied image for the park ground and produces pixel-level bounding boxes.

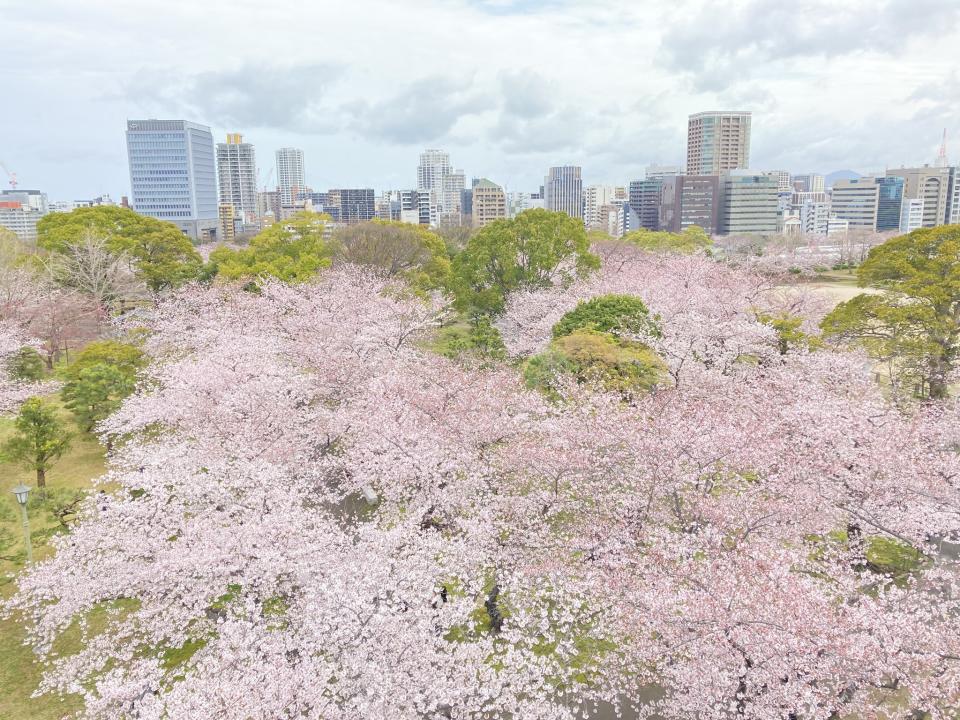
[0,398,105,720]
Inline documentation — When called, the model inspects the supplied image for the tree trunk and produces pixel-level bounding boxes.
[37,467,46,489]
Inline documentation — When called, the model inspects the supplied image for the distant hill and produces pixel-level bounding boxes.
[825,170,862,188]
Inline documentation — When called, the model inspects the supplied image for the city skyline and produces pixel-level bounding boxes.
[2,1,959,200]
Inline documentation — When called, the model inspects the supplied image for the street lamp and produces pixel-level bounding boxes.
[12,484,32,564]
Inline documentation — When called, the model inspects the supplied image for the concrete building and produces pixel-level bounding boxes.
[544,166,583,219]
[949,167,960,224]
[416,149,459,226]
[792,174,826,193]
[628,179,663,231]
[799,200,831,235]
[440,170,466,224]
[830,178,880,231]
[0,200,43,243]
[216,133,258,225]
[584,185,621,229]
[1,189,49,214]
[327,188,376,224]
[660,175,720,235]
[218,204,236,243]
[763,170,792,193]
[257,190,281,224]
[686,111,751,176]
[717,172,779,235]
[646,164,682,181]
[471,179,507,228]
[827,216,850,236]
[126,119,218,239]
[506,191,544,218]
[900,198,925,233]
[276,147,305,207]
[887,166,951,227]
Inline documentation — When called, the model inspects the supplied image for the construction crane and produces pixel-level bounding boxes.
[935,129,949,168]
[0,161,18,189]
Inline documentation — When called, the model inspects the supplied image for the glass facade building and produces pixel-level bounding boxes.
[126,119,218,239]
[875,176,905,232]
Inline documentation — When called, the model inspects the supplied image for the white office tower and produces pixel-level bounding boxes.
[544,166,583,219]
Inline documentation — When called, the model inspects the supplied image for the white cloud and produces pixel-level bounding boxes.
[1,0,958,198]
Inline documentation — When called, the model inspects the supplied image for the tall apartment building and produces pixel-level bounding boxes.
[216,133,258,225]
[875,176,905,232]
[628,179,663,231]
[471,179,507,228]
[717,172,779,235]
[276,147,305,207]
[660,175,720,235]
[830,178,880,230]
[686,111,751,176]
[544,166,583,219]
[441,170,466,223]
[887,166,952,228]
[125,119,218,239]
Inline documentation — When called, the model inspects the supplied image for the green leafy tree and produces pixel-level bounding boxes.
[525,329,666,400]
[63,340,145,382]
[435,314,507,363]
[621,226,713,254]
[6,346,46,381]
[208,213,335,284]
[756,312,822,355]
[62,362,134,432]
[333,221,452,292]
[452,209,600,314]
[36,206,203,291]
[551,294,659,340]
[1,397,71,489]
[821,225,960,398]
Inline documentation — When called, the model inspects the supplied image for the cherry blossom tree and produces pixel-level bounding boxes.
[6,257,959,719]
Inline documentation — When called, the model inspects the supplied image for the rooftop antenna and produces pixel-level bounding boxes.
[936,129,948,168]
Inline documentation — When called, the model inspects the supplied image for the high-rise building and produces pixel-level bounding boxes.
[441,170,466,223]
[544,166,583,219]
[717,172,779,235]
[660,175,720,235]
[125,119,218,239]
[417,149,452,194]
[216,133,258,225]
[686,111,751,176]
[875,176,905,232]
[900,199,925,233]
[830,178,880,230]
[887,166,952,228]
[471,179,507,228]
[276,147,305,207]
[948,167,960,225]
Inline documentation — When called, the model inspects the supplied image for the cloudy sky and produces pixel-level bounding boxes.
[2,0,959,200]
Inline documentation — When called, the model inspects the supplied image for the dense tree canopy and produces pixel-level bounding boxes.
[452,209,600,313]
[822,224,960,398]
[4,246,957,720]
[333,220,452,292]
[37,206,203,291]
[621,226,712,254]
[208,212,335,283]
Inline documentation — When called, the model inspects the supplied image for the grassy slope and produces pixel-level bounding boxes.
[0,397,106,720]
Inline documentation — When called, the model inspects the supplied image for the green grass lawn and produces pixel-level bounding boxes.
[0,396,106,720]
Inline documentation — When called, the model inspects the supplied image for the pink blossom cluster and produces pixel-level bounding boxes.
[7,259,960,719]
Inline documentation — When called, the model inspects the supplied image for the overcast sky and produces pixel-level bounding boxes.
[2,0,959,200]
